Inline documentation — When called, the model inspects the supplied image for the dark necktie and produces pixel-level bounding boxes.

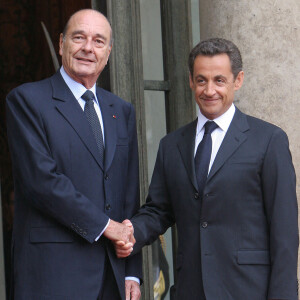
[195,121,218,195]
[81,90,104,163]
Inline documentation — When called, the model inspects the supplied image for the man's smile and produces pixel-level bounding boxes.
[75,57,95,63]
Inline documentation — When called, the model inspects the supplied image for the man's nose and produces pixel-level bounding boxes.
[204,82,215,96]
[82,38,93,52]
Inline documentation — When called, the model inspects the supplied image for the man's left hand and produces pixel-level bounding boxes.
[113,219,135,258]
[125,280,141,300]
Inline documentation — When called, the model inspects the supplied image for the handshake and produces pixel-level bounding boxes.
[103,219,136,258]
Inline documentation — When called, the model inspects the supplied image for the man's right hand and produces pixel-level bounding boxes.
[112,219,135,258]
[103,219,135,249]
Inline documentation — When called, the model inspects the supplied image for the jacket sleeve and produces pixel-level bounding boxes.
[6,87,109,243]
[132,139,175,254]
[261,128,299,300]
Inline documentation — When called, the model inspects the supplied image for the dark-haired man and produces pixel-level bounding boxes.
[6,9,141,300]
[115,38,298,300]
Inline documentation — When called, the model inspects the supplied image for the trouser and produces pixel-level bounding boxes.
[98,258,121,300]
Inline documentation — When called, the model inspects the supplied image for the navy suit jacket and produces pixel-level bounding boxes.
[6,71,142,300]
[132,108,298,300]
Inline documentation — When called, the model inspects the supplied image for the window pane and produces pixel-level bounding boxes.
[140,0,164,80]
[191,0,200,46]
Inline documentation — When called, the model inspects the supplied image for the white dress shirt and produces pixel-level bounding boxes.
[194,104,236,174]
[60,67,105,143]
[60,67,139,284]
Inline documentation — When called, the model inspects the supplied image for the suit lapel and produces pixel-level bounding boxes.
[51,72,104,170]
[207,108,249,182]
[97,88,117,172]
[177,120,198,191]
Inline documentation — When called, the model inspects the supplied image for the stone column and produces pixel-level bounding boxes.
[199,0,300,271]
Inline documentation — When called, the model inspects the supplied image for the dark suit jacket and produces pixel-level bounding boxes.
[6,71,142,300]
[132,108,298,300]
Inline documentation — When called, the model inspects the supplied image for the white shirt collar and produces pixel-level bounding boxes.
[60,66,98,104]
[196,104,236,136]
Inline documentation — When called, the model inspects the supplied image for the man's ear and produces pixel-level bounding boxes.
[189,73,195,90]
[234,71,244,91]
[105,44,113,65]
[59,33,64,57]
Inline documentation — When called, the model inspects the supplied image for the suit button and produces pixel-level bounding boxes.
[194,192,199,199]
[105,204,111,210]
[104,174,109,180]
[71,223,75,229]
[83,231,87,237]
[201,222,208,228]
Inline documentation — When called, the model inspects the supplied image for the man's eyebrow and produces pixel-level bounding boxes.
[94,33,107,40]
[195,74,207,80]
[215,75,227,80]
[71,30,85,36]
[194,74,228,81]
[70,31,107,40]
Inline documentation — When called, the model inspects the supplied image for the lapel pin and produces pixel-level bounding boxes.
[113,115,117,119]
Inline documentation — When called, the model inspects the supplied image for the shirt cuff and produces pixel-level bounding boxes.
[125,277,140,285]
[95,219,110,241]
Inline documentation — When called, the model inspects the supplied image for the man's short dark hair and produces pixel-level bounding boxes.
[188,38,243,79]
